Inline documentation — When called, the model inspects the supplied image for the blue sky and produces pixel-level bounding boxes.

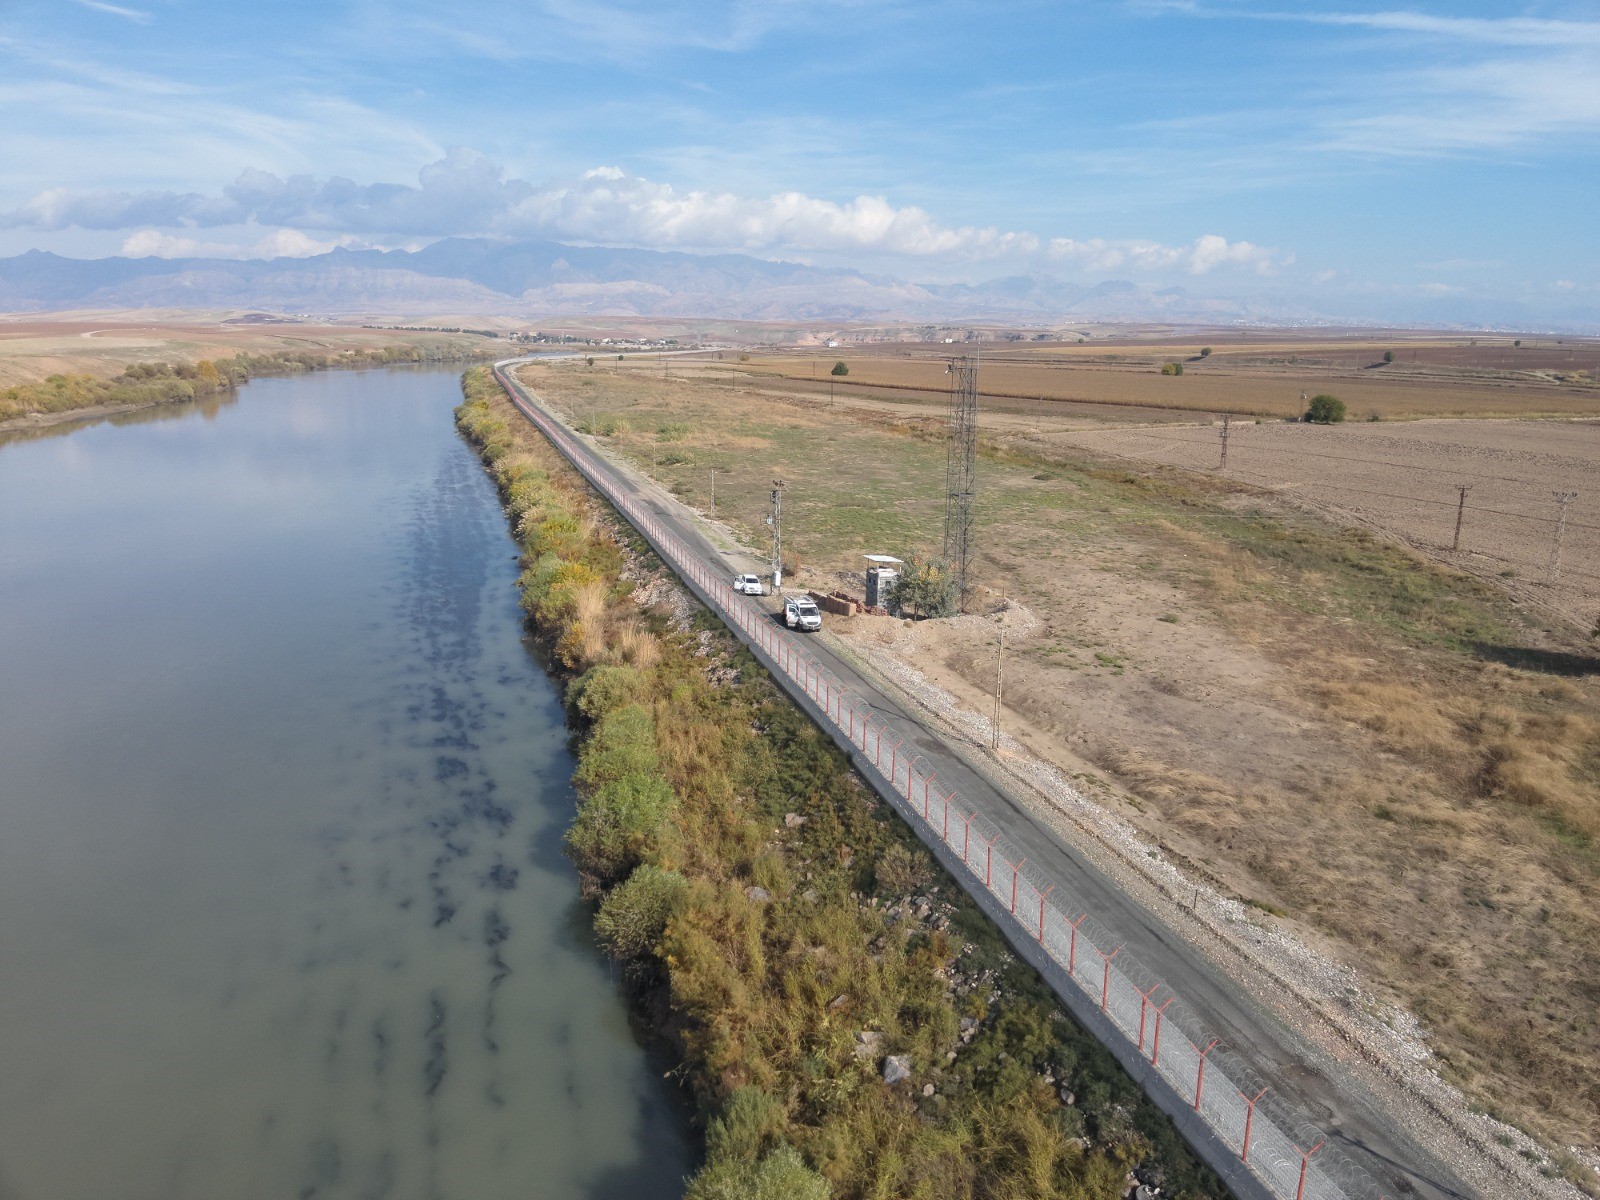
[1,0,1597,318]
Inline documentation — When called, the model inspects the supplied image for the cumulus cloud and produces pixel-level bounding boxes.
[1047,232,1282,275]
[9,153,1281,277]
[504,167,1040,259]
[119,227,366,259]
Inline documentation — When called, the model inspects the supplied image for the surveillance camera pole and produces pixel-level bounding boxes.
[770,480,785,590]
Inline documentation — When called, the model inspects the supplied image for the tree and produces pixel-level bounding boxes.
[1514,339,1522,348]
[1383,350,1395,364]
[1305,394,1346,424]
[1199,347,1212,358]
[1160,361,1183,376]
[887,556,955,618]
[586,356,595,367]
[830,361,849,376]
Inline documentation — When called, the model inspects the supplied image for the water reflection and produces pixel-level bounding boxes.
[0,388,239,452]
[0,368,689,1200]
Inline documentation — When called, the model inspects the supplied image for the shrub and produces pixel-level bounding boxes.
[887,556,955,618]
[569,664,652,723]
[1199,347,1212,358]
[1160,361,1183,376]
[875,841,933,896]
[831,361,849,376]
[686,1146,828,1200]
[704,1087,787,1164]
[567,771,676,880]
[1304,394,1346,423]
[1383,350,1395,364]
[595,865,688,959]
[575,704,659,787]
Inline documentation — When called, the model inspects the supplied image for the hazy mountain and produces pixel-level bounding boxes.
[0,239,1594,330]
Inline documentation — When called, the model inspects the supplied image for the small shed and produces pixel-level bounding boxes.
[863,554,904,609]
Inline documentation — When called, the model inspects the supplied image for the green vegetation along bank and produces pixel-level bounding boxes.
[455,366,1224,1200]
[0,343,497,424]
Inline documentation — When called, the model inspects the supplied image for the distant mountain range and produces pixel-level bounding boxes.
[1,238,1594,331]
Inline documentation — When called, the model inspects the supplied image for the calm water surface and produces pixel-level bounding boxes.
[0,369,689,1200]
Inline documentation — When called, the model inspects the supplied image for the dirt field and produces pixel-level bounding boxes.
[729,333,1600,421]
[1048,418,1600,630]
[517,352,1600,1177]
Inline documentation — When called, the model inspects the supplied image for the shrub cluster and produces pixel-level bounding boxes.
[455,367,1223,1200]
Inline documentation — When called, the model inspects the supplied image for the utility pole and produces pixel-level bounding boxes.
[991,621,1006,752]
[1218,414,1232,470]
[1452,484,1471,551]
[710,470,716,519]
[1549,491,1578,582]
[943,351,980,613]
[769,480,785,590]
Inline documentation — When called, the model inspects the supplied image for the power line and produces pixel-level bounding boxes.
[1087,429,1600,531]
[1087,425,1600,495]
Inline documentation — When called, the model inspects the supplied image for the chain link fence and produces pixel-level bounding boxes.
[495,363,1401,1200]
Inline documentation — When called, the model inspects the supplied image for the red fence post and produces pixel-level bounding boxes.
[942,794,951,841]
[1097,946,1122,1011]
[961,810,975,863]
[1149,997,1175,1067]
[1010,860,1026,914]
[1293,1139,1324,1200]
[1193,1039,1219,1111]
[1239,1087,1268,1163]
[1066,912,1089,973]
[1136,981,1162,1053]
[984,834,1000,887]
[1037,884,1055,943]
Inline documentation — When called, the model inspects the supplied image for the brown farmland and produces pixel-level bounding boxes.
[733,333,1600,421]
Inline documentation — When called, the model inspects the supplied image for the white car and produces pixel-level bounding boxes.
[785,596,822,631]
[732,573,765,595]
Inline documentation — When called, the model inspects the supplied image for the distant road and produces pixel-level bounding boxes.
[491,356,1487,1200]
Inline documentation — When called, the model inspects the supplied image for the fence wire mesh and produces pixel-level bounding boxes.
[495,365,1400,1200]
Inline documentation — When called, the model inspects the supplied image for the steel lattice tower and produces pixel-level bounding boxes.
[943,354,979,612]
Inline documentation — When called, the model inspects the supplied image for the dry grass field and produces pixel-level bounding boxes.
[0,311,493,389]
[1051,419,1600,630]
[516,350,1600,1175]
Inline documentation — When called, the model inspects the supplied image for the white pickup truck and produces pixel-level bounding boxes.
[784,596,822,631]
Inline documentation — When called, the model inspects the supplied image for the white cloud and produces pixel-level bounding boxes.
[1046,232,1282,275]
[505,167,1040,259]
[119,226,366,259]
[1265,10,1600,49]
[74,0,151,22]
[16,155,1283,278]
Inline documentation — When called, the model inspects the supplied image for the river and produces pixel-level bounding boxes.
[0,368,690,1200]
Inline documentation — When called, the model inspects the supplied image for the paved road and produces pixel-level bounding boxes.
[492,359,1483,1200]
